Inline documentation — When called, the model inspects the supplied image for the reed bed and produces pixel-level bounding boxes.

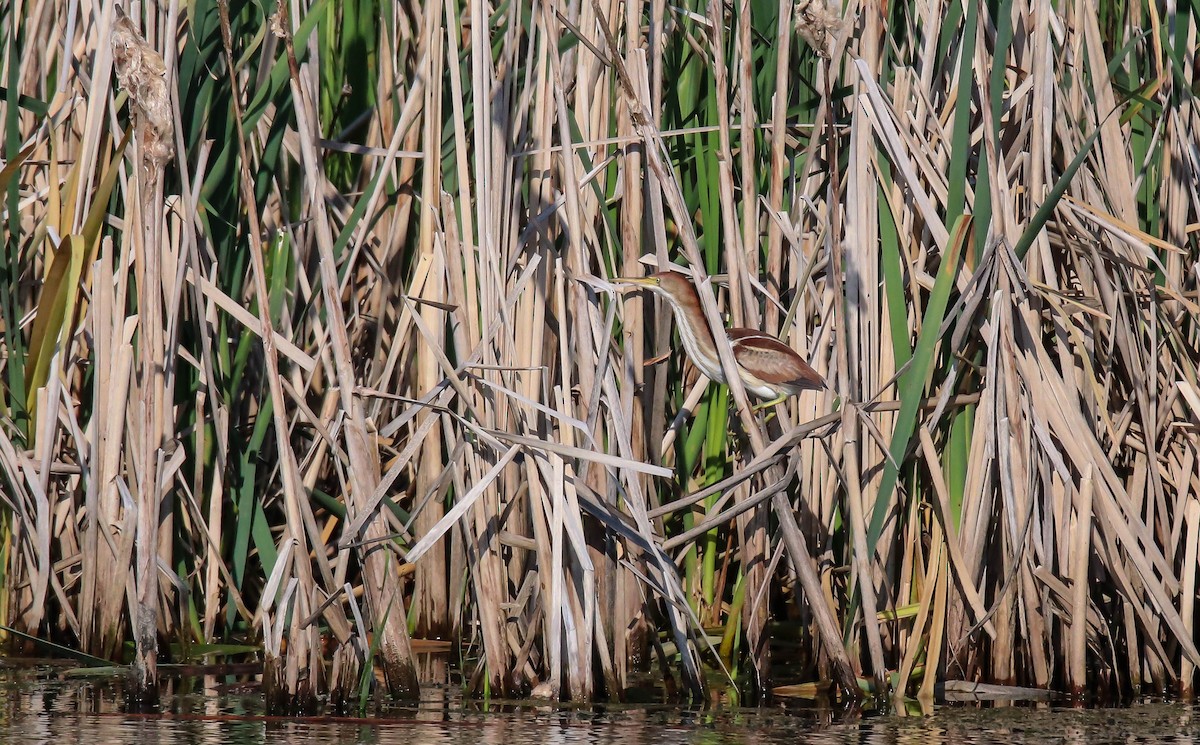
[1,0,1198,711]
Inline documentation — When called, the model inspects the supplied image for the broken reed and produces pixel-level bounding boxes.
[2,0,1199,709]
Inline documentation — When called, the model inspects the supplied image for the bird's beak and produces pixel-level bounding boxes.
[611,277,655,292]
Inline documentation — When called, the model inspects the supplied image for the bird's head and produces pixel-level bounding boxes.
[611,271,694,300]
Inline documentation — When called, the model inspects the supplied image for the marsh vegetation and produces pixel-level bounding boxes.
[1,0,1199,712]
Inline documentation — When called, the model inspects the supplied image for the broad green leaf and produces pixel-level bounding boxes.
[866,215,972,551]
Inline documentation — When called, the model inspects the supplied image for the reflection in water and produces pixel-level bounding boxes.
[1,673,1197,744]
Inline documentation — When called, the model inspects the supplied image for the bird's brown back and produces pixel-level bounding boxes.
[728,329,826,390]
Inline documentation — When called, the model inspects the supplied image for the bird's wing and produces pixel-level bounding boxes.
[728,329,826,390]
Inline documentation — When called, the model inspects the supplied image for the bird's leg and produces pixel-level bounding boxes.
[751,394,789,418]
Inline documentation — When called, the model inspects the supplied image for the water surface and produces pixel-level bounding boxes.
[2,671,1198,744]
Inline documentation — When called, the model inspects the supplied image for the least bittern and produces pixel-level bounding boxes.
[614,271,826,406]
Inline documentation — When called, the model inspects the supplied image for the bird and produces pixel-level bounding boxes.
[613,271,826,406]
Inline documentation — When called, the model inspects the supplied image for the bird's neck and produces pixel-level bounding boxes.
[664,282,726,384]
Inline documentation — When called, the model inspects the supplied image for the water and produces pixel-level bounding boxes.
[2,670,1199,744]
